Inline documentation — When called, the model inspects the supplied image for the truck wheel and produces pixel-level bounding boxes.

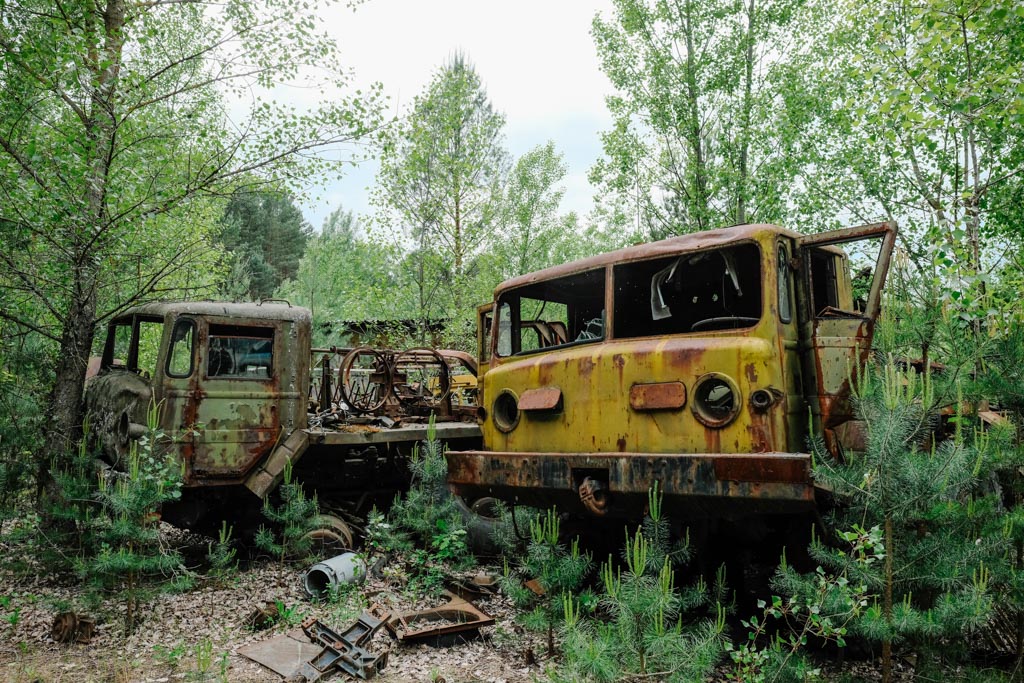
[303,514,355,558]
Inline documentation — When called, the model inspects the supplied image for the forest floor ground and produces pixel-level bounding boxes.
[0,523,1011,682]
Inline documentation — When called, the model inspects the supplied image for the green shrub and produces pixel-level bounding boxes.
[254,460,320,563]
[77,400,192,632]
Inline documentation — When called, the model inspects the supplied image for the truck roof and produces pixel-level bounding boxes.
[112,300,312,323]
[495,223,800,296]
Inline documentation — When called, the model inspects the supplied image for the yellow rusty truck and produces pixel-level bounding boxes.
[446,222,896,521]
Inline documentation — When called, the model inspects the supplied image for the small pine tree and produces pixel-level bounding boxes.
[206,521,238,581]
[254,460,320,563]
[554,487,726,682]
[77,401,191,632]
[501,508,593,658]
[382,416,474,592]
[807,362,998,681]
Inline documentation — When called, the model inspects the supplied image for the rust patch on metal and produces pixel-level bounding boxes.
[629,381,686,411]
[518,387,563,411]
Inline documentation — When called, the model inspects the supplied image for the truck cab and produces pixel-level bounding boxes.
[85,302,311,526]
[447,222,896,519]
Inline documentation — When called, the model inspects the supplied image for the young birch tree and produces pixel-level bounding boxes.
[374,53,509,326]
[591,0,807,238]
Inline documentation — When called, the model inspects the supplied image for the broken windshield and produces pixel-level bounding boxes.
[613,243,762,338]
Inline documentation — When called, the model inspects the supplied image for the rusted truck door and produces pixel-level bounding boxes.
[187,319,283,479]
[476,303,494,403]
[796,222,897,451]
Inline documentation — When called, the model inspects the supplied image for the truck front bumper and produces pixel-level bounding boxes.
[445,450,816,518]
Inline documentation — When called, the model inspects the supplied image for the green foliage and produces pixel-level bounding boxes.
[591,0,805,239]
[219,190,314,300]
[0,0,384,471]
[809,362,1004,675]
[254,461,320,564]
[76,401,192,632]
[374,418,474,595]
[373,52,509,328]
[275,207,414,340]
[552,490,724,682]
[731,526,881,683]
[501,508,593,657]
[205,521,238,581]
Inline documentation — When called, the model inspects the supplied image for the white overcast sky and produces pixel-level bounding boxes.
[294,0,617,230]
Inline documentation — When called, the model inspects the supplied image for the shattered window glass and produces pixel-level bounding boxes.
[613,243,762,338]
[207,325,274,379]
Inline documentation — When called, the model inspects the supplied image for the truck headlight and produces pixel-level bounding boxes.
[692,373,740,428]
[493,389,520,432]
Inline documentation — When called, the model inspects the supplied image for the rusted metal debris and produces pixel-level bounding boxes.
[245,602,281,631]
[51,612,95,644]
[293,608,390,682]
[384,590,494,645]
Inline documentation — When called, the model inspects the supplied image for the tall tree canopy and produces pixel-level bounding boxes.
[794,0,1024,321]
[591,0,808,238]
[276,206,412,333]
[0,0,384,467]
[374,53,510,323]
[219,191,314,300]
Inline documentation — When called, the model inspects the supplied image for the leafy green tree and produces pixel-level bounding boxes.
[374,53,509,326]
[493,142,569,280]
[796,0,1024,325]
[0,0,384,480]
[591,0,806,238]
[275,206,414,336]
[219,190,314,300]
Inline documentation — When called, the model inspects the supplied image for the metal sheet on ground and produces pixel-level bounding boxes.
[237,628,320,678]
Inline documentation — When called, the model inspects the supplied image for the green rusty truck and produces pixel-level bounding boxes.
[83,301,481,542]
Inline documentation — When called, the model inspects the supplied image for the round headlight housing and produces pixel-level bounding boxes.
[492,389,520,433]
[692,373,741,428]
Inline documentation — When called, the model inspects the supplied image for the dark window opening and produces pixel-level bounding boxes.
[495,269,606,357]
[807,237,881,317]
[167,319,196,378]
[207,324,274,379]
[778,245,792,324]
[808,249,840,314]
[613,243,762,338]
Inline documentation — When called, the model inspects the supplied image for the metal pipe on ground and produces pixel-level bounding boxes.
[303,552,366,598]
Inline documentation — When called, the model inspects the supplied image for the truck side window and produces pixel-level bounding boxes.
[106,321,132,368]
[778,246,792,324]
[207,325,274,379]
[495,268,605,357]
[496,303,512,357]
[137,321,163,378]
[167,320,195,378]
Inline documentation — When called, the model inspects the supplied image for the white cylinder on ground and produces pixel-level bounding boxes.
[302,552,367,598]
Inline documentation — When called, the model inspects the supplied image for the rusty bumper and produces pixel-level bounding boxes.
[446,450,815,518]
